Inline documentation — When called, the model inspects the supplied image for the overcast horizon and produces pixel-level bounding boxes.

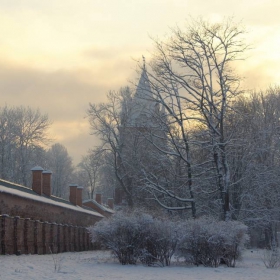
[1,0,280,164]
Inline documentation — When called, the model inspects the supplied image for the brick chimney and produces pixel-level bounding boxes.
[107,198,114,209]
[42,170,52,197]
[76,186,83,207]
[96,193,102,204]
[69,184,78,205]
[31,166,44,195]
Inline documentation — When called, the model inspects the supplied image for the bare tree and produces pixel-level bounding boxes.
[144,17,248,220]
[136,81,197,217]
[0,105,51,185]
[14,106,51,185]
[78,148,103,199]
[87,87,138,207]
[0,105,17,180]
[228,87,280,246]
[45,143,74,199]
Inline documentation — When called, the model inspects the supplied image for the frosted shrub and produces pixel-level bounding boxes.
[176,217,213,266]
[176,217,248,267]
[89,211,179,266]
[220,221,249,267]
[139,218,178,266]
[89,211,152,265]
[90,213,248,267]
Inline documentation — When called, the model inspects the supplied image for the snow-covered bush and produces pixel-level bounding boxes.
[220,220,249,267]
[176,217,213,266]
[139,218,178,266]
[90,213,248,267]
[88,211,152,265]
[89,211,179,266]
[176,217,248,267]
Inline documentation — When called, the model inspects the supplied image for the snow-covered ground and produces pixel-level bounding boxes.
[0,250,279,280]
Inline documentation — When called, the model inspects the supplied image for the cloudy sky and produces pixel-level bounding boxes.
[1,0,279,164]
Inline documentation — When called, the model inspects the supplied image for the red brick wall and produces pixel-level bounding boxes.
[37,221,43,254]
[16,217,24,254]
[0,214,93,255]
[0,192,102,227]
[5,216,13,254]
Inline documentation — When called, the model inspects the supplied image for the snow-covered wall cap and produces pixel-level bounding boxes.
[42,170,52,174]
[31,166,44,171]
[69,184,78,187]
[77,186,83,189]
[0,185,104,218]
[83,199,115,214]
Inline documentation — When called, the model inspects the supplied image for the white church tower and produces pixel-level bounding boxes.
[115,60,166,205]
[125,59,163,128]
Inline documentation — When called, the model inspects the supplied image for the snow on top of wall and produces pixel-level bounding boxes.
[83,199,115,214]
[0,184,104,218]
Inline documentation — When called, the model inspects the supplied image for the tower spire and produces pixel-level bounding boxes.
[136,56,151,100]
[142,55,146,70]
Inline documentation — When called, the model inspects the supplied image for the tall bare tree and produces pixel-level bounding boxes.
[0,105,51,185]
[14,107,51,185]
[45,143,74,198]
[228,87,280,246]
[144,17,248,220]
[87,87,138,207]
[78,148,103,199]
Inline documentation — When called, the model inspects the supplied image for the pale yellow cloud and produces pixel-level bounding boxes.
[48,119,99,163]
